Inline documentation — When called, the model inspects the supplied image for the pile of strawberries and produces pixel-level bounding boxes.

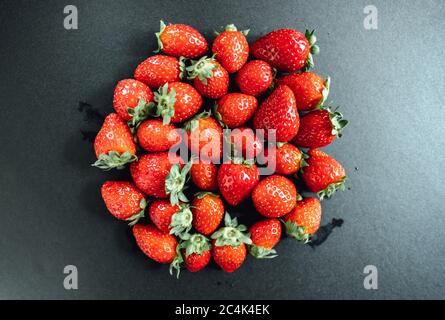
[92,21,348,276]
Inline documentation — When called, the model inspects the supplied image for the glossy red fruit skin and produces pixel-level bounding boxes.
[277,72,326,112]
[212,241,247,273]
[235,60,273,97]
[253,85,299,142]
[136,119,181,152]
[190,161,218,191]
[284,197,321,235]
[252,175,297,218]
[159,24,208,58]
[212,29,249,73]
[193,62,229,99]
[229,127,263,160]
[101,181,145,220]
[167,82,203,123]
[134,55,182,89]
[183,249,211,272]
[130,153,183,198]
[187,116,223,162]
[217,163,260,206]
[292,110,335,148]
[132,224,178,264]
[250,219,282,249]
[263,143,303,175]
[94,113,136,158]
[215,93,258,128]
[191,194,225,236]
[301,149,346,193]
[113,79,153,121]
[148,199,181,233]
[251,29,310,72]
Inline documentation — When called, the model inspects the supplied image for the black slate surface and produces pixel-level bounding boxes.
[0,0,444,299]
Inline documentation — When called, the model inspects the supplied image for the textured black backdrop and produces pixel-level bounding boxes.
[0,0,444,299]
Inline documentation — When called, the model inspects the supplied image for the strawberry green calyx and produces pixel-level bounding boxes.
[317,176,347,200]
[211,213,252,247]
[212,104,227,129]
[169,245,183,279]
[178,56,186,79]
[284,220,311,244]
[125,198,147,226]
[216,24,250,36]
[249,244,278,259]
[231,157,254,167]
[195,191,219,199]
[165,161,192,205]
[169,203,193,237]
[186,56,217,85]
[92,151,137,171]
[315,77,331,109]
[300,151,309,170]
[184,110,211,132]
[154,83,176,125]
[328,107,348,138]
[127,99,155,128]
[154,20,166,53]
[181,233,211,256]
[303,30,320,71]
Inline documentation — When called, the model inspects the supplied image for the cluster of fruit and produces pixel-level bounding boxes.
[92,21,348,276]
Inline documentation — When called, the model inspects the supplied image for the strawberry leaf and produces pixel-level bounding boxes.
[154,20,166,53]
[249,245,278,259]
[317,176,347,200]
[92,151,137,171]
[154,83,176,125]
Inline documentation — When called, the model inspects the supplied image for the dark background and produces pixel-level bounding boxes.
[0,0,444,299]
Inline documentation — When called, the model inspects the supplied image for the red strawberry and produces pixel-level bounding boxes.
[136,119,181,152]
[217,160,260,206]
[301,149,346,200]
[252,175,297,218]
[292,107,348,148]
[235,60,273,97]
[155,20,208,58]
[133,224,178,264]
[249,219,282,258]
[101,181,146,225]
[190,160,218,191]
[277,72,330,111]
[148,200,193,236]
[284,197,322,243]
[262,143,305,175]
[130,153,190,204]
[186,56,229,99]
[211,213,252,272]
[229,127,263,160]
[191,192,225,236]
[185,111,223,162]
[153,82,202,125]
[251,29,319,72]
[213,93,258,128]
[134,55,184,89]
[113,79,154,125]
[169,233,211,277]
[212,24,249,73]
[253,85,299,142]
[93,113,137,170]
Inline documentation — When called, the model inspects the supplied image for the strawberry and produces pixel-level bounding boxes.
[292,107,348,149]
[130,153,190,204]
[155,20,208,58]
[101,181,146,225]
[249,219,282,258]
[284,197,321,243]
[211,213,252,272]
[148,200,193,237]
[228,127,263,160]
[93,113,137,170]
[235,60,273,97]
[277,72,330,112]
[253,85,299,142]
[185,111,223,162]
[113,79,154,126]
[153,82,202,125]
[251,29,319,72]
[133,224,178,264]
[217,160,260,206]
[252,175,298,218]
[134,55,184,89]
[191,192,225,236]
[213,93,258,128]
[186,56,229,99]
[169,233,211,277]
[301,149,346,200]
[190,160,218,191]
[212,24,249,73]
[136,119,181,152]
[262,143,305,175]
